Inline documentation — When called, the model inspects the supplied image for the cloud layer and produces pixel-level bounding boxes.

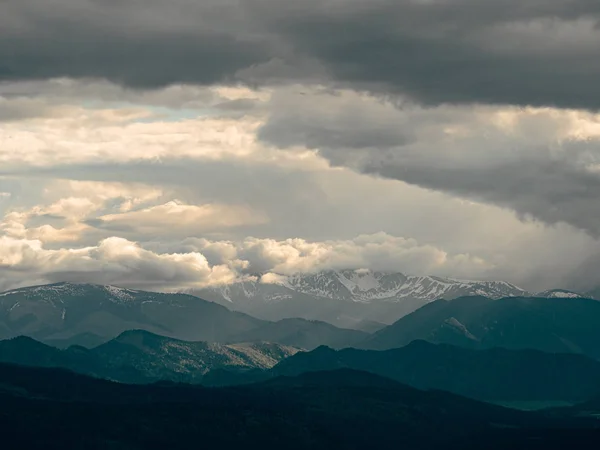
[258,88,600,236]
[3,2,600,293]
[0,231,489,293]
[3,0,600,108]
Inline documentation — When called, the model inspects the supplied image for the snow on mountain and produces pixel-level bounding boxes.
[0,282,365,349]
[0,282,143,306]
[535,289,585,299]
[0,282,264,343]
[202,270,531,305]
[190,270,591,328]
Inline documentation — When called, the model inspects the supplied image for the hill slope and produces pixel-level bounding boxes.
[271,340,600,402]
[0,331,300,383]
[0,283,362,349]
[362,296,600,359]
[1,363,599,449]
[228,318,367,350]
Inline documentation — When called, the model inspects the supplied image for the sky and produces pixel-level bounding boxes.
[2,0,600,292]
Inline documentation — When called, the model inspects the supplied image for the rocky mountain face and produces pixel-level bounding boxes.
[191,270,583,328]
[0,330,300,384]
[0,282,363,350]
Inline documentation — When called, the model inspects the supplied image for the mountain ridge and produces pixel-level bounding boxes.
[189,270,589,328]
[0,330,301,383]
[268,340,600,402]
[362,295,600,359]
[0,282,364,350]
[1,361,600,449]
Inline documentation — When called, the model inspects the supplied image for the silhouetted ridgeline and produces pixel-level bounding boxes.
[1,363,600,450]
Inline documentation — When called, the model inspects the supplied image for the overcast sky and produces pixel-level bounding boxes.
[2,0,600,292]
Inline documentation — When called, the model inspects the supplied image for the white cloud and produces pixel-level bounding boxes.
[3,81,600,292]
[0,236,237,292]
[96,200,269,235]
[0,232,491,292]
[181,233,493,280]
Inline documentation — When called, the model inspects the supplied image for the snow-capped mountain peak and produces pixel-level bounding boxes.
[534,289,584,299]
[189,269,583,328]
[268,269,529,303]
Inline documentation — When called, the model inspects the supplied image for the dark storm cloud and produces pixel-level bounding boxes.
[258,106,414,150]
[256,87,600,236]
[261,0,600,109]
[3,0,600,109]
[0,0,269,88]
[367,154,600,237]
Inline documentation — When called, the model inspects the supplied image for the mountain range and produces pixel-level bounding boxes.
[190,270,588,328]
[5,330,600,405]
[4,282,600,359]
[6,278,600,447]
[0,282,366,350]
[2,362,600,450]
[0,330,299,383]
[362,295,600,359]
[269,340,600,403]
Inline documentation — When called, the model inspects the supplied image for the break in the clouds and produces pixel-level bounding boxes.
[2,0,600,293]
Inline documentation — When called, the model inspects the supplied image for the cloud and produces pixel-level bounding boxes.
[3,73,600,293]
[3,1,600,109]
[91,200,269,237]
[258,87,415,151]
[0,232,490,293]
[3,169,600,292]
[257,0,600,109]
[0,0,268,88]
[181,233,490,278]
[258,88,600,236]
[0,236,238,292]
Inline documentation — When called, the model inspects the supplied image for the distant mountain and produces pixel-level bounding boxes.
[351,319,387,333]
[0,282,262,342]
[191,270,588,329]
[93,330,300,382]
[228,318,367,351]
[362,296,600,359]
[43,332,109,349]
[0,335,92,370]
[2,362,599,450]
[0,282,362,350]
[270,340,600,402]
[0,331,299,383]
[536,289,585,299]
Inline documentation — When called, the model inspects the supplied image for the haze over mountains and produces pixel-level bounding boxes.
[3,280,600,447]
[362,296,600,359]
[191,269,588,328]
[6,329,600,404]
[0,282,366,350]
[4,280,600,394]
[2,280,599,355]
